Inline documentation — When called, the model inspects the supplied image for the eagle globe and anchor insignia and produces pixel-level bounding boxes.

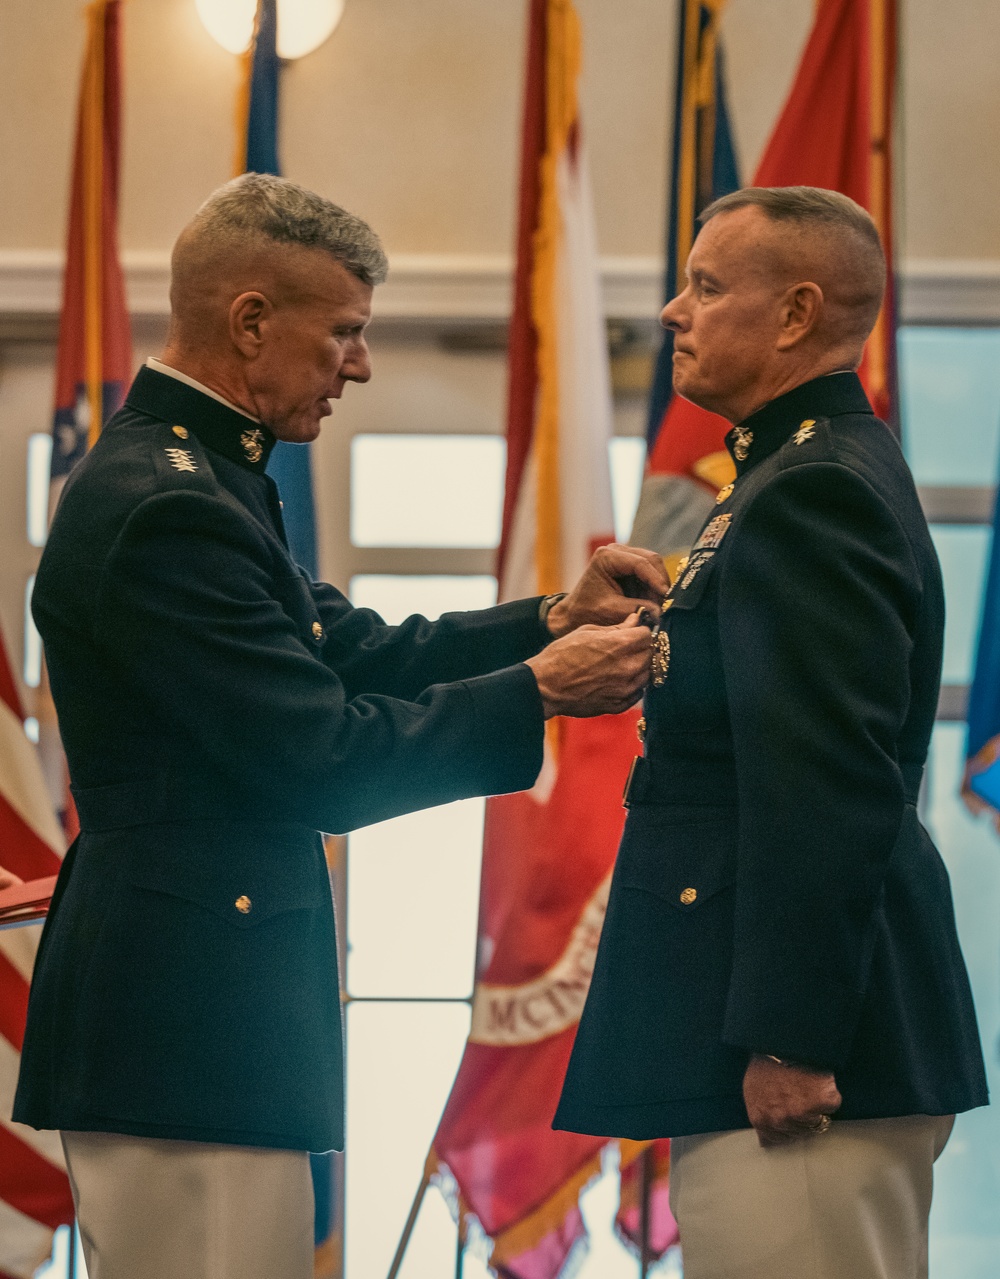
[241,428,267,464]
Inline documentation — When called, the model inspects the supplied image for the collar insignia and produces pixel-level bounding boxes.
[732,426,753,462]
[241,428,266,464]
[793,419,817,446]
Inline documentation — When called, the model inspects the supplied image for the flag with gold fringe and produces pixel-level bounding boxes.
[426,3,677,1274]
[50,0,132,488]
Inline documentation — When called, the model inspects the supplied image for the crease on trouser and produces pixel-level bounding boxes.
[60,1131,314,1279]
[668,1114,955,1279]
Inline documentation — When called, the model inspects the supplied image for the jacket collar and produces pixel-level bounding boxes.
[125,365,277,475]
[725,371,874,476]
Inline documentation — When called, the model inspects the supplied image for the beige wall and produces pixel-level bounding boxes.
[1,0,998,261]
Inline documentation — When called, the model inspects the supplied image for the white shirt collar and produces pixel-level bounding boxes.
[146,358,260,423]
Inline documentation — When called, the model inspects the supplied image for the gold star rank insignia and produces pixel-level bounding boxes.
[731,426,753,462]
[793,419,817,445]
[241,428,266,464]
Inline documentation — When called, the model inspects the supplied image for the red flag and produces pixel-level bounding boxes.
[754,0,897,424]
[430,2,675,1275]
[0,629,71,1279]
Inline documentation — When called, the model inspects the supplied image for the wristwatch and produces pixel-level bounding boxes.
[538,592,568,634]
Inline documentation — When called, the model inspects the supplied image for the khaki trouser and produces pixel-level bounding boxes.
[61,1131,314,1279]
[669,1114,954,1279]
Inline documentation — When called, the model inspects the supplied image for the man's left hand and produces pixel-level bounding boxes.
[546,544,671,638]
[743,1054,842,1147]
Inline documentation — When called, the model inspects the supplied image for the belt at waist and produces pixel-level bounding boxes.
[74,774,250,831]
[623,755,925,808]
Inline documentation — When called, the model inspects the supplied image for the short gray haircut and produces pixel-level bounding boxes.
[190,172,388,286]
[701,186,884,267]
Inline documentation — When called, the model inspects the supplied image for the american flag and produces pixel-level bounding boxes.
[0,630,71,1279]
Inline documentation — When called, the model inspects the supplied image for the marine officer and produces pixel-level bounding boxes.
[554,186,987,1279]
[14,173,669,1279]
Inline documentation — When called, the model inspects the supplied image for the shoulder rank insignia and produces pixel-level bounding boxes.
[731,426,753,462]
[164,447,198,473]
[793,419,817,446]
[694,513,731,550]
[241,428,266,464]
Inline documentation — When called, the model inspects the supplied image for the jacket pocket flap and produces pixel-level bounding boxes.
[123,825,328,927]
[617,810,736,911]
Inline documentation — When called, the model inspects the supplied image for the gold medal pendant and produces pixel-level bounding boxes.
[651,630,671,686]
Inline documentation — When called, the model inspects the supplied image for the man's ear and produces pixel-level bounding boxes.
[229,291,272,359]
[775,282,823,351]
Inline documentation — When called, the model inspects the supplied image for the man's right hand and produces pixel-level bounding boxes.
[525,612,652,719]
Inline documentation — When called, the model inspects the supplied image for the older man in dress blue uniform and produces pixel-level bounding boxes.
[14,174,669,1279]
[554,187,988,1279]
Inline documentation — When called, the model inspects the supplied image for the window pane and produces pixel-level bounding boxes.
[23,576,41,688]
[899,328,1000,486]
[347,799,484,998]
[609,436,646,543]
[350,575,497,625]
[924,724,1000,1273]
[26,433,52,548]
[930,525,992,685]
[351,435,505,548]
[345,1001,471,1279]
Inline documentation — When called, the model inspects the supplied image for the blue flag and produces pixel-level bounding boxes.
[241,0,319,579]
[646,1,739,448]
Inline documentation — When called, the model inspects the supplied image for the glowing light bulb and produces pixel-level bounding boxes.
[195,0,345,60]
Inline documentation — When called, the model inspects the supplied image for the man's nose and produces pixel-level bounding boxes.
[660,293,687,332]
[344,339,372,384]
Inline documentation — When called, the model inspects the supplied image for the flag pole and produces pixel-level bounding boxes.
[385,1158,433,1279]
[639,1145,654,1279]
[454,1214,465,1279]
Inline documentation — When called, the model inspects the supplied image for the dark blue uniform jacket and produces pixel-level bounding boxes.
[555,372,988,1140]
[14,366,547,1153]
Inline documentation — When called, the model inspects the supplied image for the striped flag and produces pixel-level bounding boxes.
[2,5,130,1270]
[628,0,740,578]
[0,632,70,1279]
[428,3,677,1273]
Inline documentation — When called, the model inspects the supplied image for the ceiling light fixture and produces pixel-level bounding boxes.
[195,0,345,60]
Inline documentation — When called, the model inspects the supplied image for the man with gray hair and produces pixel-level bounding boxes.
[14,173,668,1278]
[555,187,987,1277]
